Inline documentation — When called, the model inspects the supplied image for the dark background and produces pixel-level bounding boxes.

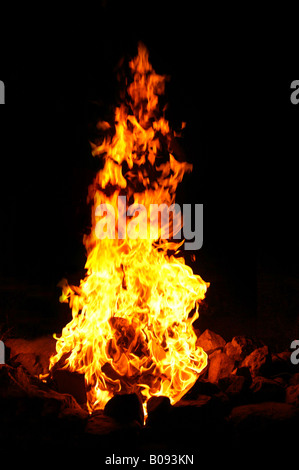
[0,3,298,349]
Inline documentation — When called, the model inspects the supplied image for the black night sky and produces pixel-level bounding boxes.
[0,3,299,350]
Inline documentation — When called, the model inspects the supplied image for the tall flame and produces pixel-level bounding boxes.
[49,43,209,414]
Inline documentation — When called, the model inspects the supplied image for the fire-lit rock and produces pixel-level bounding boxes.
[183,378,220,399]
[207,350,235,383]
[218,374,249,400]
[229,402,299,430]
[250,376,285,403]
[0,364,87,421]
[196,329,226,354]
[171,395,213,426]
[224,336,263,363]
[286,384,299,406]
[85,411,131,438]
[11,352,41,376]
[241,345,271,377]
[0,364,28,398]
[104,393,144,425]
[1,329,299,455]
[85,412,124,436]
[84,410,142,452]
[270,351,294,375]
[233,366,253,384]
[6,336,56,376]
[53,368,87,405]
[289,372,299,386]
[146,395,171,426]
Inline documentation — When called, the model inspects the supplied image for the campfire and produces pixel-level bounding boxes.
[48,43,209,414]
[2,38,299,463]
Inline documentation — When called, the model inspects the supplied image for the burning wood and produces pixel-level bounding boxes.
[48,43,209,413]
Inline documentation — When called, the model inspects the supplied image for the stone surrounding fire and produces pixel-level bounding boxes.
[1,329,299,457]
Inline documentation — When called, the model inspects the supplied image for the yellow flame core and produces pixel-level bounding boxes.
[49,43,209,413]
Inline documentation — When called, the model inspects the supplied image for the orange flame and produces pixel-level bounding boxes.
[49,43,209,414]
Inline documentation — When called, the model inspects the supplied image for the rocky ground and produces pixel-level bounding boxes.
[1,329,299,464]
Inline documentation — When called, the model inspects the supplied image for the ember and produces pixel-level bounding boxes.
[48,43,209,413]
